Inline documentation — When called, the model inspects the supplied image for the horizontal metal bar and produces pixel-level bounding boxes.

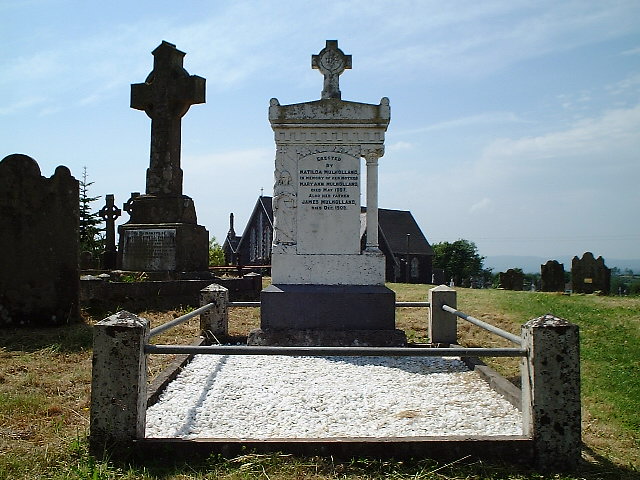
[144,344,527,357]
[149,303,215,339]
[442,305,523,346]
[228,301,429,308]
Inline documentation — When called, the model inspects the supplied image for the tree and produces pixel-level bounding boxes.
[209,237,225,266]
[432,239,485,286]
[79,167,104,258]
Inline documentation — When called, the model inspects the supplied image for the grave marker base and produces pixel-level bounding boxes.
[118,223,208,272]
[251,284,405,346]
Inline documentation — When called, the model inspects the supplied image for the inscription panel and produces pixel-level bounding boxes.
[297,152,360,254]
[122,229,176,270]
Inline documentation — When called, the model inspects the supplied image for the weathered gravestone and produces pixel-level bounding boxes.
[572,252,610,294]
[248,40,405,346]
[540,260,565,292]
[0,154,79,325]
[118,41,209,272]
[498,269,524,291]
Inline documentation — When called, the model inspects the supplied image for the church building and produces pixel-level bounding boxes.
[223,196,434,283]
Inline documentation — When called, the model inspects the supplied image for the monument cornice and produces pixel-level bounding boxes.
[272,129,386,145]
[269,97,390,127]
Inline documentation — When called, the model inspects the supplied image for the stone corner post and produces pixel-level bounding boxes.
[90,311,148,452]
[428,285,457,344]
[200,283,229,338]
[521,314,581,471]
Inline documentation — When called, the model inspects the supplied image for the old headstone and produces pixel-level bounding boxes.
[118,41,209,272]
[0,154,79,325]
[540,260,565,292]
[571,252,610,294]
[498,269,524,291]
[99,194,121,269]
[249,40,405,346]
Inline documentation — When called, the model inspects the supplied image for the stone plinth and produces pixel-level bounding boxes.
[521,314,581,471]
[118,223,208,272]
[260,284,395,330]
[251,282,404,346]
[90,311,148,450]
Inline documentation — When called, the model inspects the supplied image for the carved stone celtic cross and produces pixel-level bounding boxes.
[131,41,205,196]
[312,40,352,100]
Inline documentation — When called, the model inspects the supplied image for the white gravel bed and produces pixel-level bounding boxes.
[146,354,522,439]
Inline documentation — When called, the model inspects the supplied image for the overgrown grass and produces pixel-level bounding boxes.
[0,283,638,479]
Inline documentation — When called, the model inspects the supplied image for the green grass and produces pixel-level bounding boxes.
[1,284,639,479]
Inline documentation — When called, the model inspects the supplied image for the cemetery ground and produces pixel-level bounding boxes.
[0,283,638,479]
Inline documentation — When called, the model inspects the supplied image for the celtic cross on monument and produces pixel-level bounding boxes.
[130,41,205,196]
[312,40,352,100]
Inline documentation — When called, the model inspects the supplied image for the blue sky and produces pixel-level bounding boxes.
[2,0,639,261]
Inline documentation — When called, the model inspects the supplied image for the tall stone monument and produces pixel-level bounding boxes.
[118,41,209,272]
[249,40,405,346]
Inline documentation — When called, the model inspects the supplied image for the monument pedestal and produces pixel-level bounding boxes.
[249,284,406,346]
[118,194,209,272]
[118,222,208,272]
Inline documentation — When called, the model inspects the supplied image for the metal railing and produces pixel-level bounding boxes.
[441,304,523,346]
[149,302,215,339]
[145,297,525,358]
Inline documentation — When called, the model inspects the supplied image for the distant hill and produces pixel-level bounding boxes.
[484,255,640,274]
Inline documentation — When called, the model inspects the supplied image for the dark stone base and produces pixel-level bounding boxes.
[261,284,396,330]
[247,328,406,347]
[118,223,208,272]
[254,283,404,346]
[128,194,198,224]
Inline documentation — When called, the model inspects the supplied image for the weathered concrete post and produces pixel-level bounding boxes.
[521,314,581,471]
[200,284,229,338]
[90,311,148,451]
[428,285,457,344]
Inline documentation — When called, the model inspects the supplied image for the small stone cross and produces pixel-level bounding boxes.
[312,40,352,100]
[131,41,205,196]
[99,194,121,269]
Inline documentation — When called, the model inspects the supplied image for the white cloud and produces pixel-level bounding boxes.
[397,112,525,136]
[0,96,47,115]
[387,141,413,151]
[469,197,492,214]
[480,103,640,170]
[620,46,640,56]
[186,147,273,172]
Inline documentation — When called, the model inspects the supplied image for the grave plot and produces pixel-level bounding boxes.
[145,354,523,439]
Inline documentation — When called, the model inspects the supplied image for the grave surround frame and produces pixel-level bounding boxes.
[90,286,582,471]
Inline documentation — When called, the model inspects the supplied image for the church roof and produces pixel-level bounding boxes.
[235,196,274,251]
[378,208,434,256]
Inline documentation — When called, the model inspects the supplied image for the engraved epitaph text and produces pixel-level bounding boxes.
[296,152,360,254]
